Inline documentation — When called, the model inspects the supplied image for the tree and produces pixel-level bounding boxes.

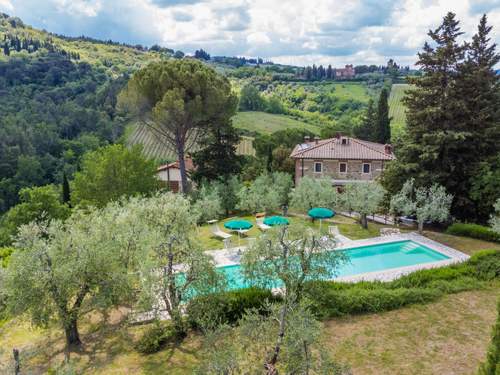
[490,199,500,234]
[241,224,347,373]
[265,95,285,114]
[353,99,376,141]
[339,182,386,229]
[478,300,500,375]
[191,119,242,183]
[62,172,71,205]
[239,84,265,111]
[271,146,295,174]
[289,177,336,212]
[119,59,237,193]
[135,193,222,333]
[374,88,391,143]
[71,144,159,207]
[390,178,453,233]
[197,302,349,375]
[0,185,71,246]
[5,204,137,351]
[271,172,293,212]
[383,13,499,222]
[213,175,242,217]
[191,183,224,224]
[237,173,281,214]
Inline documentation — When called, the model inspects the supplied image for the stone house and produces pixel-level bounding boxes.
[290,135,394,187]
[157,158,194,193]
[334,64,355,79]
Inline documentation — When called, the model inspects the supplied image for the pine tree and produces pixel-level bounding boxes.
[375,88,391,143]
[353,99,376,141]
[326,64,333,79]
[3,43,9,56]
[62,172,71,205]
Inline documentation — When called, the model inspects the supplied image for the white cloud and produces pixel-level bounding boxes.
[0,0,14,11]
[5,0,500,67]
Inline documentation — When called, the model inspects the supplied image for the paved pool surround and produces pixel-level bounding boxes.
[205,232,470,283]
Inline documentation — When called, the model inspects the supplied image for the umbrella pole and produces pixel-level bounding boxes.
[319,219,322,234]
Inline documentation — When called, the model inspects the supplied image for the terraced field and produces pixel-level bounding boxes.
[233,111,321,135]
[127,124,255,161]
[389,84,411,139]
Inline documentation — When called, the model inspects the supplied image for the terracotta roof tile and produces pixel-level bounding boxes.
[290,137,395,161]
[157,158,195,172]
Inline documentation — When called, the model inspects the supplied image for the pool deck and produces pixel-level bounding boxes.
[205,232,470,282]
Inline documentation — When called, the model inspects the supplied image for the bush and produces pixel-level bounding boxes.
[0,247,14,268]
[468,250,500,280]
[134,323,180,354]
[478,301,500,375]
[186,287,281,330]
[446,223,500,243]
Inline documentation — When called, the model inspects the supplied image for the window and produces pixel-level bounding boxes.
[314,162,322,173]
[339,163,347,173]
[363,163,371,174]
[341,138,348,145]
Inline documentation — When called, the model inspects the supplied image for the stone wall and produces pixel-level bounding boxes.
[294,159,385,185]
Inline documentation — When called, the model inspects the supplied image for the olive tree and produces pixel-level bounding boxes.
[237,173,281,214]
[119,59,238,193]
[289,176,336,212]
[4,203,139,351]
[134,193,223,333]
[490,198,500,233]
[191,184,224,224]
[196,302,350,375]
[241,224,347,372]
[338,182,386,229]
[390,178,453,233]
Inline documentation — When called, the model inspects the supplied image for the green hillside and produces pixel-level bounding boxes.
[389,83,411,138]
[232,111,321,135]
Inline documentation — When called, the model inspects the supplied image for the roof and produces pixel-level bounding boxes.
[290,137,395,161]
[157,158,195,172]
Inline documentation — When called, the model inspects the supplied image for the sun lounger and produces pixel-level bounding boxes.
[212,224,232,239]
[256,218,271,231]
[328,225,340,236]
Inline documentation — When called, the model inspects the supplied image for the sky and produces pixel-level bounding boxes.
[1,0,499,67]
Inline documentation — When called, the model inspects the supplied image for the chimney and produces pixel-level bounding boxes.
[384,144,392,154]
[304,135,310,143]
[335,132,342,139]
[314,136,320,144]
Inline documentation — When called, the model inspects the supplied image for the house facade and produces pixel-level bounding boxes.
[290,135,394,187]
[334,64,355,79]
[157,158,194,193]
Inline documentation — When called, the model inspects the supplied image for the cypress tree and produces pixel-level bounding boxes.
[375,88,391,143]
[353,99,376,141]
[62,172,71,205]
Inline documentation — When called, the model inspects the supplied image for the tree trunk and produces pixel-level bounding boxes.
[265,303,287,374]
[418,220,424,234]
[13,348,20,375]
[360,213,368,229]
[65,318,81,349]
[176,139,189,194]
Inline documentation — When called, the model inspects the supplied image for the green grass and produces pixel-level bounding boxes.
[389,84,411,139]
[232,111,321,135]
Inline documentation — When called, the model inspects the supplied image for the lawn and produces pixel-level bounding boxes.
[232,111,322,135]
[389,83,411,139]
[196,213,391,250]
[1,231,498,373]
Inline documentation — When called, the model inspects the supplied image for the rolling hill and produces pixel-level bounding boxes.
[232,111,321,135]
[389,83,410,138]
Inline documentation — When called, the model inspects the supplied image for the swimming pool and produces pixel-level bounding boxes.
[219,240,450,290]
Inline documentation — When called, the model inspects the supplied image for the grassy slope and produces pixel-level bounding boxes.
[232,111,321,135]
[389,83,411,139]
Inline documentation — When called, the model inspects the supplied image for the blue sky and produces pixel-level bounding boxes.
[1,0,499,67]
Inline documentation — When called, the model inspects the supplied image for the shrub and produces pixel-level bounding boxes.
[0,247,14,268]
[134,323,180,354]
[468,250,500,280]
[187,287,281,330]
[446,223,500,243]
[478,301,500,375]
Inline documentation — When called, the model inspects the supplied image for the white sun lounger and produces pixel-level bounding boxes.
[212,224,232,239]
[256,218,271,231]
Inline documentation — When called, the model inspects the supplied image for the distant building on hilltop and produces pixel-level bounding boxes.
[335,64,355,79]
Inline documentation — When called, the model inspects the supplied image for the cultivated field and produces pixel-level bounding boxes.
[127,124,256,160]
[389,83,411,139]
[232,111,322,135]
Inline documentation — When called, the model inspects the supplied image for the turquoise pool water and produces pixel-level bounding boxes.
[219,240,450,290]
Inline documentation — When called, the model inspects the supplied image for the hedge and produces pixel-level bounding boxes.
[446,223,500,243]
[186,287,282,330]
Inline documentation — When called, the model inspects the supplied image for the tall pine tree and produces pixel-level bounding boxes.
[353,99,376,141]
[383,12,499,221]
[62,172,71,206]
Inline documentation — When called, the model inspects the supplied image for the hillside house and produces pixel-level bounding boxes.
[290,135,394,187]
[157,158,194,193]
[335,64,355,79]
